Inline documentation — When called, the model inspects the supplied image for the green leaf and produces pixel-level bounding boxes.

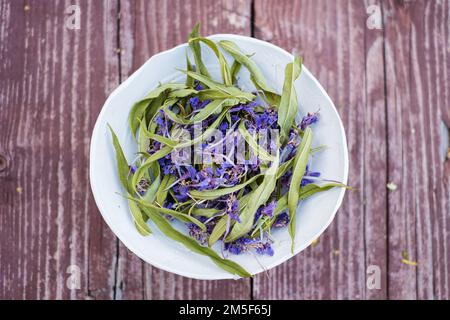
[206,189,255,247]
[230,60,242,84]
[190,37,232,86]
[259,182,349,237]
[138,122,149,154]
[297,181,350,200]
[188,23,210,77]
[189,173,261,200]
[276,158,294,179]
[145,92,168,127]
[226,152,280,242]
[287,126,312,252]
[175,108,230,149]
[130,197,206,231]
[156,175,175,205]
[141,162,161,203]
[190,99,234,123]
[168,89,198,99]
[186,54,195,87]
[191,208,222,218]
[163,107,192,125]
[129,99,151,138]
[129,83,186,138]
[197,89,247,102]
[277,56,302,141]
[177,70,255,101]
[143,83,187,100]
[238,121,275,161]
[138,117,179,148]
[218,40,280,106]
[144,208,251,278]
[208,215,229,247]
[108,124,133,194]
[131,146,173,195]
[164,99,232,124]
[148,133,179,148]
[128,200,152,236]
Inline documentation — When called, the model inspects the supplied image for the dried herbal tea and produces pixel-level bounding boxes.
[109,23,348,277]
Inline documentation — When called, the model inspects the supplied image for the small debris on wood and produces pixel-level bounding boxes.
[386,182,398,191]
[311,238,319,246]
[16,187,23,194]
[24,4,30,11]
[401,250,418,266]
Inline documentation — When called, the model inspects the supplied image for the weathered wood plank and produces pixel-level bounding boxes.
[383,0,450,299]
[0,0,119,299]
[252,0,388,299]
[1,0,448,300]
[116,0,252,300]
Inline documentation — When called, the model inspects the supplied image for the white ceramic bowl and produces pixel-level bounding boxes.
[90,34,348,280]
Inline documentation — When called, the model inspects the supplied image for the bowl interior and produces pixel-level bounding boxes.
[89,34,348,280]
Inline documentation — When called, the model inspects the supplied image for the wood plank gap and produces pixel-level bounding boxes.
[112,0,122,300]
[250,0,255,37]
[249,0,255,299]
[380,0,390,300]
[362,5,368,299]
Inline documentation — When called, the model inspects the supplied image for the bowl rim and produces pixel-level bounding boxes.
[89,34,349,280]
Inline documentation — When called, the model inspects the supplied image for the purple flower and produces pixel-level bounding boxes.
[164,201,174,210]
[188,223,208,245]
[225,242,243,255]
[154,110,173,137]
[231,115,240,122]
[129,165,137,174]
[196,179,211,191]
[186,165,197,179]
[273,212,289,228]
[301,165,321,187]
[300,112,319,130]
[253,108,278,130]
[261,200,277,217]
[173,184,189,202]
[255,242,274,256]
[225,237,274,256]
[188,167,227,191]
[200,100,210,108]
[219,121,229,132]
[155,116,164,127]
[226,194,240,222]
[194,80,204,91]
[158,154,176,175]
[189,95,210,111]
[224,237,254,255]
[229,101,258,114]
[136,178,150,195]
[189,96,200,109]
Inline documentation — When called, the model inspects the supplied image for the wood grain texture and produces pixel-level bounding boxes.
[253,0,450,300]
[383,0,450,299]
[0,0,119,299]
[0,0,449,300]
[252,0,388,300]
[115,0,252,300]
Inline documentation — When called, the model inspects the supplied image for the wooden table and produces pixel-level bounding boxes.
[0,0,449,300]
